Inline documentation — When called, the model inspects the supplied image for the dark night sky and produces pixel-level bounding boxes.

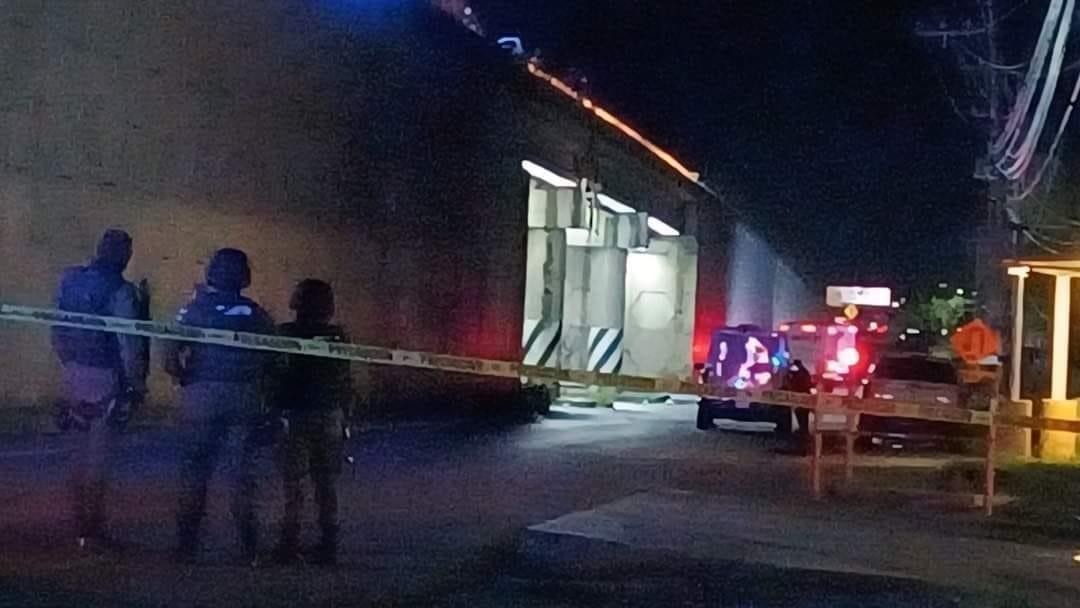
[473,0,988,289]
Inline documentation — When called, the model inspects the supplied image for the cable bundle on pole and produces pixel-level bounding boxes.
[994,0,1074,180]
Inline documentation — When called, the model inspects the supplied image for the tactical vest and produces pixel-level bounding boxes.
[176,290,273,384]
[53,265,127,370]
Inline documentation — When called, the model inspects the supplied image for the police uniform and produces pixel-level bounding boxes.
[273,280,353,565]
[163,249,275,564]
[51,230,148,548]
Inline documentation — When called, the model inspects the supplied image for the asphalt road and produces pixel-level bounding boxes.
[0,405,1071,606]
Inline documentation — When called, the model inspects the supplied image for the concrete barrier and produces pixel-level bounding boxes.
[1039,399,1078,461]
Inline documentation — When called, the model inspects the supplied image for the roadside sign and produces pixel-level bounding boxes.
[843,304,859,320]
[951,319,1001,364]
[815,411,851,432]
[826,286,892,308]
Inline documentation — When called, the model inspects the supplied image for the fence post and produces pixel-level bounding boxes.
[844,412,858,484]
[812,424,823,499]
[985,398,997,517]
[810,383,825,499]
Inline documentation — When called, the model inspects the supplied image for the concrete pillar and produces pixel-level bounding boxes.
[584,247,627,374]
[996,399,1032,461]
[561,246,590,372]
[1040,399,1079,461]
[1009,270,1027,402]
[560,246,627,405]
[522,229,566,368]
[1051,274,1070,400]
[561,246,629,373]
[622,236,698,380]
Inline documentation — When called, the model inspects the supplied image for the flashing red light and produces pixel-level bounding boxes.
[838,347,860,367]
[800,324,817,333]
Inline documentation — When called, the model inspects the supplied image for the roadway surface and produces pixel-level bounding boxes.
[0,403,1075,606]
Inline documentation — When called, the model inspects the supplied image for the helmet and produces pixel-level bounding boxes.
[206,248,251,291]
[95,229,133,271]
[289,278,335,322]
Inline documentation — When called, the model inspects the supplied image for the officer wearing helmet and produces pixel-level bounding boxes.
[272,279,353,566]
[51,229,149,551]
[163,248,275,565]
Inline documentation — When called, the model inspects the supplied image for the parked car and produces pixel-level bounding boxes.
[860,353,976,449]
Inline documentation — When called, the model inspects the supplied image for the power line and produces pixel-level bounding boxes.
[1023,227,1063,253]
[915,0,1037,38]
[1010,69,1080,201]
[992,0,1066,159]
[995,0,1074,179]
[958,41,1027,71]
[935,65,973,123]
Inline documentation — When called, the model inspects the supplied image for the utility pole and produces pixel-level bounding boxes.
[919,0,1026,387]
[974,0,1013,335]
[918,0,1014,332]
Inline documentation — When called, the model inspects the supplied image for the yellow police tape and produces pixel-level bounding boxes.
[0,304,696,393]
[3,303,1079,433]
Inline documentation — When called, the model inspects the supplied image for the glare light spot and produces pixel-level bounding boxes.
[526,61,701,184]
[905,328,921,335]
[956,288,965,295]
[647,216,680,237]
[941,328,949,336]
[938,282,948,288]
[521,160,577,188]
[838,347,860,367]
[565,227,592,247]
[936,396,951,404]
[1073,553,1080,564]
[597,193,636,214]
[800,324,817,333]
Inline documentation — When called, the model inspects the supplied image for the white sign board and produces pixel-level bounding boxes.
[815,412,851,432]
[826,286,892,308]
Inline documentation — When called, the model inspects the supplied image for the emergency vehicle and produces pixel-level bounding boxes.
[696,321,872,433]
